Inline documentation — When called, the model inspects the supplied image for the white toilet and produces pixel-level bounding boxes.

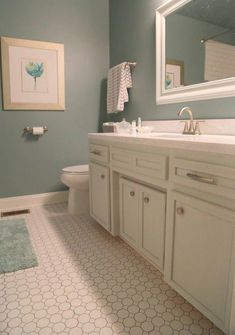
[60,164,89,215]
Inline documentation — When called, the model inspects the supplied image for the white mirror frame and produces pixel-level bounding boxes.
[156,0,235,105]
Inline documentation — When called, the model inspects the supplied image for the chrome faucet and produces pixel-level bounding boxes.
[178,107,195,134]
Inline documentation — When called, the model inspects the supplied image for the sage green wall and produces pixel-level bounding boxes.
[0,0,109,198]
[109,0,235,124]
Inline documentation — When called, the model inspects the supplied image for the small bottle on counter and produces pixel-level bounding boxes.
[131,120,137,135]
[137,117,142,133]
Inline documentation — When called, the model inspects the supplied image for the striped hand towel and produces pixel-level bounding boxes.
[107,62,133,114]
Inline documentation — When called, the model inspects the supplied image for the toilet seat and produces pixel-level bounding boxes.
[62,164,89,175]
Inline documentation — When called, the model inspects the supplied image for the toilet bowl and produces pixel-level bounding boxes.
[60,164,89,215]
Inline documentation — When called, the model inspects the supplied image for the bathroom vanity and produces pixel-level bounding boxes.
[88,132,235,335]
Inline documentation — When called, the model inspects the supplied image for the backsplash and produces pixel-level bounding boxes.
[142,119,235,135]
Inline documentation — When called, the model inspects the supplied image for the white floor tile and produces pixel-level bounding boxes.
[0,203,224,335]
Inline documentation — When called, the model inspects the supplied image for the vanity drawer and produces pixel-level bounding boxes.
[89,144,109,163]
[171,158,235,199]
[110,148,133,169]
[111,147,168,181]
[134,152,168,180]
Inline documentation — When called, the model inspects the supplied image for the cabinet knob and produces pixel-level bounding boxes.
[144,197,149,204]
[130,191,135,197]
[101,174,105,179]
[176,207,184,215]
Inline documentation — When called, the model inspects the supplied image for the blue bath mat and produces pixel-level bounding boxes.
[0,218,38,274]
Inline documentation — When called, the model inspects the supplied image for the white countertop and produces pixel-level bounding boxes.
[88,132,235,155]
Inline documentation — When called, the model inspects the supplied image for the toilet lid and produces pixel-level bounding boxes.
[62,164,89,174]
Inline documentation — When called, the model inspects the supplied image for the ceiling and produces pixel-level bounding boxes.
[177,0,235,30]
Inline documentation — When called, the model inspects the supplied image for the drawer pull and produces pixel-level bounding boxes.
[91,150,101,156]
[101,174,105,179]
[176,207,184,215]
[186,173,215,185]
[130,191,135,197]
[144,197,150,204]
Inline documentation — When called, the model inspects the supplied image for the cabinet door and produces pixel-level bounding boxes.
[119,178,139,247]
[139,186,166,270]
[89,163,110,231]
[167,191,235,331]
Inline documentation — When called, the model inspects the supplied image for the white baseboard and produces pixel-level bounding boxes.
[0,191,68,210]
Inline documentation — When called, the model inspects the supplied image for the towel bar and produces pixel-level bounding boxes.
[125,62,137,68]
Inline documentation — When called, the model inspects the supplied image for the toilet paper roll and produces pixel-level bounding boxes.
[32,127,44,135]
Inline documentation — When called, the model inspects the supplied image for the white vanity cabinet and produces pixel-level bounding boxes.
[119,178,139,248]
[89,134,235,334]
[166,153,235,333]
[165,191,235,331]
[119,178,166,270]
[89,163,110,231]
[89,142,111,231]
[139,183,166,270]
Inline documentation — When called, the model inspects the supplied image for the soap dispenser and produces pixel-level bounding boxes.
[137,117,142,133]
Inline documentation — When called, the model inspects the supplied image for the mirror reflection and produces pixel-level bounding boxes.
[165,0,235,90]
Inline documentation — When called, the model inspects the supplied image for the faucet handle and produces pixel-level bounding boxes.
[194,120,205,135]
[180,120,189,134]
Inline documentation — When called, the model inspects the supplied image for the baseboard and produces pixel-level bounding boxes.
[0,191,68,210]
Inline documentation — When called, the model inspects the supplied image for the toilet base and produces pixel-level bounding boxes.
[68,188,89,215]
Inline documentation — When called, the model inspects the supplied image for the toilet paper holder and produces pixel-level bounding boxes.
[23,126,48,135]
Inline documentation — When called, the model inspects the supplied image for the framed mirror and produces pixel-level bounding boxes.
[156,0,235,105]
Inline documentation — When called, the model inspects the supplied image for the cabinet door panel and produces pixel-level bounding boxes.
[139,187,165,269]
[170,193,235,328]
[89,163,110,231]
[119,179,139,247]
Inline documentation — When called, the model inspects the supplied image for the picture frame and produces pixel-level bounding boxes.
[165,59,184,90]
[1,36,65,110]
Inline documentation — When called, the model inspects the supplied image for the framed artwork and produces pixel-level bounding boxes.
[1,37,65,110]
[165,59,184,90]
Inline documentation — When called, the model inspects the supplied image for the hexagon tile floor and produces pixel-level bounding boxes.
[0,203,224,335]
